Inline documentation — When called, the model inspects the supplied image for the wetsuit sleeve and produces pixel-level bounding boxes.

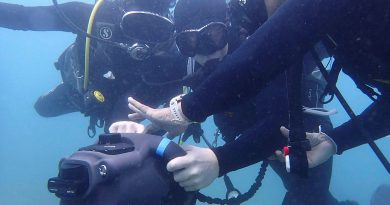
[327,96,390,154]
[0,2,92,32]
[212,116,287,176]
[180,0,354,122]
[211,74,290,175]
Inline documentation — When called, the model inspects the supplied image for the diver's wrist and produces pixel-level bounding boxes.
[169,95,192,125]
[321,131,338,155]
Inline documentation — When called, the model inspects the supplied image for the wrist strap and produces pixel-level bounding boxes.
[169,95,191,125]
[156,138,171,157]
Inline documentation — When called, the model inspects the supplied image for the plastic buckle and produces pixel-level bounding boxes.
[285,140,311,176]
[283,146,291,173]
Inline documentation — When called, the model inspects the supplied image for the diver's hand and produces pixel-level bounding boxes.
[128,97,188,138]
[275,126,337,168]
[109,121,145,134]
[167,145,219,191]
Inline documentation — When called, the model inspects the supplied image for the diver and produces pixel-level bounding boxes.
[127,0,390,174]
[370,184,390,205]
[148,0,353,204]
[0,0,186,136]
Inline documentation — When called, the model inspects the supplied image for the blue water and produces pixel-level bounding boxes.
[0,1,389,205]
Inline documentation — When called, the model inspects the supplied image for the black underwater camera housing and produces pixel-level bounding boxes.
[48,133,196,205]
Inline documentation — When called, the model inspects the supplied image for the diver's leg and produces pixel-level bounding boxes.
[371,184,390,205]
[270,157,338,205]
[34,82,81,117]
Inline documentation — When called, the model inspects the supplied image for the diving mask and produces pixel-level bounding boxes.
[176,22,228,57]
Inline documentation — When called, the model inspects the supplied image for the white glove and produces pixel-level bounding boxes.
[275,126,337,168]
[167,145,219,191]
[108,121,145,134]
[128,97,189,137]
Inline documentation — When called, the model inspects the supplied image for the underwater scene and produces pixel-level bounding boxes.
[0,0,389,205]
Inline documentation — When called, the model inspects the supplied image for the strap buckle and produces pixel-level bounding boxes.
[283,146,291,173]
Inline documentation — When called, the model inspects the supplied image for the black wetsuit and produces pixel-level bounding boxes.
[0,2,186,132]
[187,33,339,205]
[181,0,390,158]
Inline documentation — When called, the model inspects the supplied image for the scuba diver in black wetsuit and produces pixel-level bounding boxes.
[0,0,186,136]
[125,0,389,199]
[167,0,354,204]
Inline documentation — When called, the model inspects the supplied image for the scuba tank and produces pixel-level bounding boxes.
[48,133,197,205]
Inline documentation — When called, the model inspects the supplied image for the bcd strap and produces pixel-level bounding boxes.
[286,62,310,177]
[87,117,97,138]
[320,59,342,104]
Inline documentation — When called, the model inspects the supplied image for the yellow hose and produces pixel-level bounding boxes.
[84,0,105,91]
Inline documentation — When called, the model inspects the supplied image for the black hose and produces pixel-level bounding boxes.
[52,0,123,48]
[197,161,269,205]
